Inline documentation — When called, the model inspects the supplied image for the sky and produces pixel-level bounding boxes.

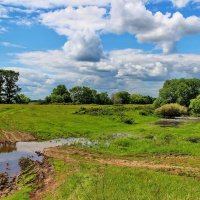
[0,0,200,99]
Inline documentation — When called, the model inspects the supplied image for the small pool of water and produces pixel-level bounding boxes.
[0,138,92,178]
[155,118,200,127]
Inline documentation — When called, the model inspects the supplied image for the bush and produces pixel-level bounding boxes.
[121,117,135,124]
[155,103,188,118]
[189,95,200,115]
[15,94,31,104]
[139,110,153,116]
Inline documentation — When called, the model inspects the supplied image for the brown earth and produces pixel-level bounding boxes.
[0,173,17,198]
[44,146,200,178]
[0,130,35,143]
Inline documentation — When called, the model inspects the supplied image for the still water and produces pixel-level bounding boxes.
[0,138,92,177]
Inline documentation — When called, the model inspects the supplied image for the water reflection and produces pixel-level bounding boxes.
[0,138,93,177]
[0,143,16,153]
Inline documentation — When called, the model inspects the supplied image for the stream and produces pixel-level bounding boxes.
[0,138,92,178]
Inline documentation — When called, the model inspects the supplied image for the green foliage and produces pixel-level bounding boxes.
[0,69,21,104]
[45,85,71,104]
[120,116,135,124]
[95,92,112,105]
[155,103,188,118]
[130,94,154,104]
[70,86,95,104]
[189,95,200,115]
[15,94,31,104]
[112,91,130,104]
[139,109,153,116]
[154,78,200,108]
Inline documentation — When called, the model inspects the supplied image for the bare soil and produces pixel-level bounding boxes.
[0,130,35,143]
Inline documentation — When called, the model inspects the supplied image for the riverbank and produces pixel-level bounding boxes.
[0,131,35,143]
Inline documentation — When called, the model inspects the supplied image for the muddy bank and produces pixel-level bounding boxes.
[0,157,53,199]
[0,173,17,198]
[0,130,35,143]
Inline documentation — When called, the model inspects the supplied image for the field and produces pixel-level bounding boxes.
[1,104,200,199]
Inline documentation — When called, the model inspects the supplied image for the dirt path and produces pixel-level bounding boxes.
[0,130,35,143]
[44,147,200,175]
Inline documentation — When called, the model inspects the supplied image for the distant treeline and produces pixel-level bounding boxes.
[43,85,155,105]
[2,69,200,109]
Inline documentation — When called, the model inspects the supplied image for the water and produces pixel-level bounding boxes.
[0,138,92,178]
[155,117,200,127]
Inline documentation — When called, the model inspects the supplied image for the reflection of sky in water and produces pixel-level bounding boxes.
[0,138,92,178]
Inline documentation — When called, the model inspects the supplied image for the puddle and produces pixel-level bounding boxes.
[155,117,200,127]
[155,120,182,127]
[0,138,93,178]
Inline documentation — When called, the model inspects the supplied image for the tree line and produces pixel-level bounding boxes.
[44,85,155,105]
[2,69,200,114]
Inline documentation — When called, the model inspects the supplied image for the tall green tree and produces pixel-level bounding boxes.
[46,85,71,103]
[154,78,200,108]
[0,70,5,103]
[1,70,21,104]
[70,86,95,104]
[112,91,130,104]
[95,92,111,105]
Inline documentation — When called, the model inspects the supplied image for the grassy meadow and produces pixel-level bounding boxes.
[1,104,200,199]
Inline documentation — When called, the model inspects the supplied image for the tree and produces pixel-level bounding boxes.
[0,70,5,103]
[1,70,21,104]
[189,95,200,115]
[130,94,154,104]
[154,78,200,108]
[112,91,130,104]
[46,85,71,103]
[70,86,95,104]
[15,94,31,104]
[95,92,111,105]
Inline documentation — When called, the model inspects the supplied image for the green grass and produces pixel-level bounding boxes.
[3,188,31,200]
[2,104,200,199]
[0,104,200,156]
[43,159,200,200]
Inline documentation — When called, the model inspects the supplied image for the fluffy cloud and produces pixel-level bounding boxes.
[14,48,200,98]
[40,6,107,36]
[37,0,200,54]
[1,0,200,98]
[63,31,103,62]
[108,0,200,53]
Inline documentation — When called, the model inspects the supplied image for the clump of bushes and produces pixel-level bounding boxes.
[155,103,188,118]
[74,106,126,116]
[189,95,200,115]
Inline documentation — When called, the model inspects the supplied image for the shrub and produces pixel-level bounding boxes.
[139,110,153,116]
[121,117,135,124]
[189,95,200,115]
[155,103,187,118]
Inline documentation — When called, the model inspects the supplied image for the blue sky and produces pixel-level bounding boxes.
[0,0,200,99]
